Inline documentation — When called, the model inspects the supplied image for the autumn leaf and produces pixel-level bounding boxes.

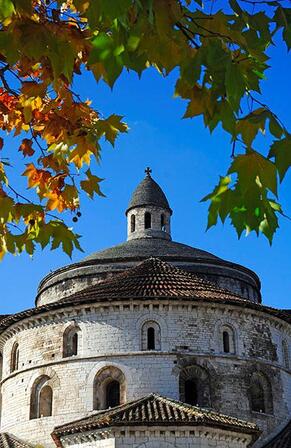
[19,138,34,157]
[0,0,290,259]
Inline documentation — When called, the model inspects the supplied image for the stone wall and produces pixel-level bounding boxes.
[0,301,290,447]
[127,205,171,241]
[60,427,255,448]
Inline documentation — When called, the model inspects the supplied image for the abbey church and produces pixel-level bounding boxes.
[0,170,290,447]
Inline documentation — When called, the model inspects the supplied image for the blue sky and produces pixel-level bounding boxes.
[0,33,290,315]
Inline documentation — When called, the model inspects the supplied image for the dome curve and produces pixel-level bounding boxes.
[82,238,220,262]
[36,171,261,307]
[126,172,172,214]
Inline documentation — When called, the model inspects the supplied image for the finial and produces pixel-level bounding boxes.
[145,167,152,177]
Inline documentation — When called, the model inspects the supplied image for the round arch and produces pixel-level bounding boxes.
[93,365,126,410]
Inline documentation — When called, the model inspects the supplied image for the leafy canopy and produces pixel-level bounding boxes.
[0,0,290,259]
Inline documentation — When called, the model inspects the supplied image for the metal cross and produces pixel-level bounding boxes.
[145,167,152,176]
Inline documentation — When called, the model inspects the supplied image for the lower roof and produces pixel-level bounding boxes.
[0,433,31,448]
[52,393,260,443]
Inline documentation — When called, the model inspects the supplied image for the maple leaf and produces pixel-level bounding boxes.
[80,169,105,199]
[19,138,35,157]
[0,0,290,259]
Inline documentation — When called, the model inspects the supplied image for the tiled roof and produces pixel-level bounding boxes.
[60,257,246,303]
[0,433,31,448]
[52,393,260,441]
[126,173,171,214]
[0,259,290,333]
[263,419,291,448]
[82,236,220,262]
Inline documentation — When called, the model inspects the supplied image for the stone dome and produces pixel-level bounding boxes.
[126,169,172,215]
[36,172,261,307]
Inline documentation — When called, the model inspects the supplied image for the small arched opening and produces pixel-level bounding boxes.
[282,340,289,369]
[179,365,211,407]
[249,372,273,414]
[223,331,230,353]
[39,385,53,418]
[30,375,53,419]
[0,353,3,381]
[141,321,161,351]
[63,325,80,358]
[147,327,155,350]
[161,213,166,231]
[184,379,198,406]
[220,325,236,354]
[131,214,136,233]
[106,380,120,408]
[93,366,126,410]
[144,212,151,229]
[10,342,19,373]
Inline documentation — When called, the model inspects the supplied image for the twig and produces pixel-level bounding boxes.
[176,22,200,49]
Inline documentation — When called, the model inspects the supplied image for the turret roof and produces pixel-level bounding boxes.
[126,171,171,214]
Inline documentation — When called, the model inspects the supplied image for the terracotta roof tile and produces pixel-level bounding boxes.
[52,393,260,441]
[263,420,291,448]
[59,257,247,303]
[0,433,31,448]
[0,259,290,333]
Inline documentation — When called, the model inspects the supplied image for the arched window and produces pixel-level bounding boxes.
[0,353,3,381]
[223,331,230,353]
[250,381,265,413]
[10,342,19,373]
[93,366,126,410]
[179,365,211,407]
[39,385,53,418]
[144,212,151,229]
[249,372,273,414]
[63,325,80,358]
[161,213,166,231]
[282,340,289,369]
[30,375,53,419]
[147,327,155,350]
[221,325,236,354]
[184,379,198,406]
[106,380,120,408]
[141,321,161,351]
[131,214,136,233]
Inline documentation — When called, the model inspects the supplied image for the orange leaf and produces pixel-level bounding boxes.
[22,163,51,194]
[19,138,35,157]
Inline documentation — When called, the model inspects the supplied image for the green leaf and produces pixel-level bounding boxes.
[0,0,15,20]
[48,221,83,257]
[201,176,231,229]
[80,169,106,199]
[236,108,269,146]
[225,61,246,111]
[269,137,291,181]
[269,116,284,139]
[228,150,278,196]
